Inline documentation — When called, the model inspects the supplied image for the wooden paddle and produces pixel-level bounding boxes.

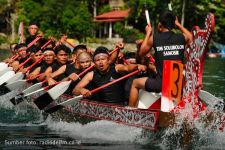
[45,69,141,113]
[0,71,16,94]
[33,44,123,110]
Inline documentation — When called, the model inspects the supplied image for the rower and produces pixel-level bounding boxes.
[18,45,43,75]
[128,10,193,107]
[27,47,55,82]
[26,21,47,47]
[71,44,88,66]
[47,51,93,95]
[10,43,28,71]
[73,46,146,105]
[45,44,71,85]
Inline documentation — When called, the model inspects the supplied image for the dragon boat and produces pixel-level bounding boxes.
[1,13,224,131]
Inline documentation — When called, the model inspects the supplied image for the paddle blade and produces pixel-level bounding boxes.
[10,93,25,105]
[5,80,27,91]
[0,63,8,71]
[6,72,24,84]
[47,81,71,100]
[0,71,15,85]
[0,67,13,76]
[23,82,43,95]
[45,95,83,113]
[199,90,224,111]
[34,93,54,110]
[0,84,10,96]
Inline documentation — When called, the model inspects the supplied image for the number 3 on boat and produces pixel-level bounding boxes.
[161,60,183,112]
[137,60,183,112]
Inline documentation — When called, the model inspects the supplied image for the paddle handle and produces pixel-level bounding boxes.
[26,73,44,82]
[26,55,44,71]
[122,58,129,65]
[65,40,75,48]
[41,39,52,50]
[18,57,32,68]
[11,54,19,60]
[7,55,19,65]
[78,64,95,77]
[43,82,60,90]
[145,9,150,25]
[27,36,42,48]
[91,70,140,94]
[109,47,119,55]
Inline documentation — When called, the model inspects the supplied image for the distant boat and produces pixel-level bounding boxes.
[208,41,225,58]
[207,52,222,58]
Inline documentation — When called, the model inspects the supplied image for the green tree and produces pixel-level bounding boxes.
[17,0,94,41]
[170,0,225,43]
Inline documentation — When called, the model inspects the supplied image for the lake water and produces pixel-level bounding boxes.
[0,58,224,150]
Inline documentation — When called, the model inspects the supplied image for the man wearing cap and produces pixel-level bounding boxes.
[73,46,146,105]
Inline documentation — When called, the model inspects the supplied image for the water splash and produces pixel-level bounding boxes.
[159,102,225,149]
[45,115,149,144]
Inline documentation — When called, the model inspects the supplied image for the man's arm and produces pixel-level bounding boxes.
[139,25,153,57]
[109,42,124,64]
[175,18,193,44]
[50,65,66,79]
[72,71,94,96]
[27,67,41,80]
[115,64,146,74]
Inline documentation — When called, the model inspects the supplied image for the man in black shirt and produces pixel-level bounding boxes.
[27,48,55,81]
[73,46,146,104]
[25,21,46,47]
[10,43,28,71]
[129,10,193,107]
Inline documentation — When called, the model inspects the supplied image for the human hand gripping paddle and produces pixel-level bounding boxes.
[0,36,43,76]
[0,54,45,97]
[2,39,52,87]
[33,64,95,110]
[33,44,124,110]
[9,60,92,106]
[45,69,141,113]
[0,37,45,84]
